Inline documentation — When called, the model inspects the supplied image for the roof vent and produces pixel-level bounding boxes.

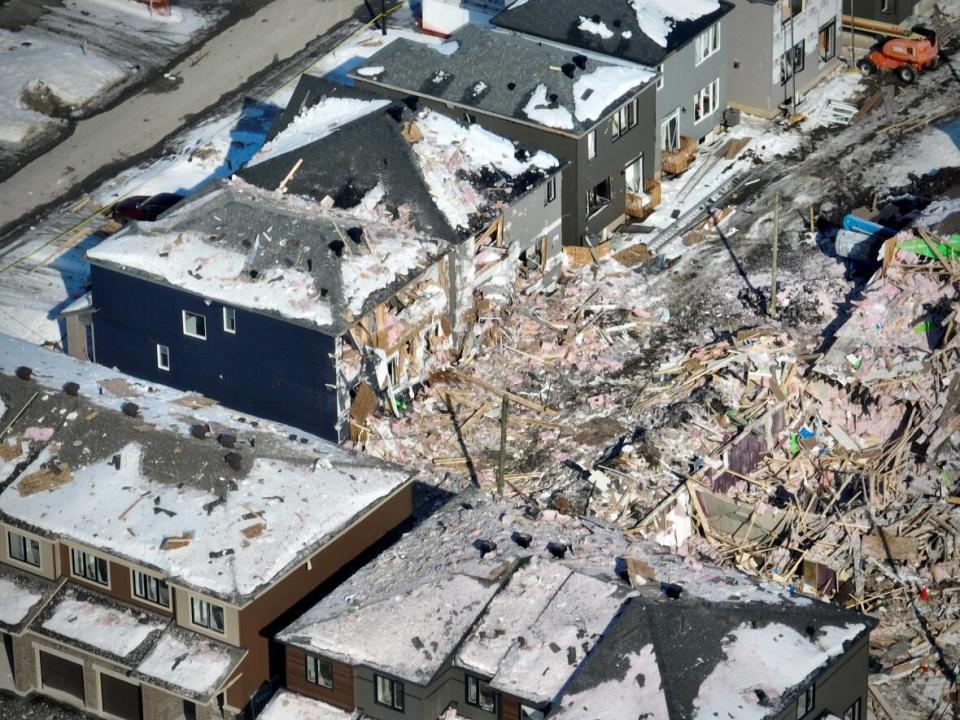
[62,382,80,397]
[249,269,259,279]
[805,625,817,637]
[386,104,404,123]
[511,531,532,548]
[190,424,210,439]
[572,54,588,70]
[224,452,243,472]
[754,688,770,706]
[15,366,32,381]
[217,433,236,449]
[121,402,139,418]
[346,227,364,246]
[561,64,575,79]
[507,82,516,91]
[612,19,622,28]
[547,542,569,559]
[660,581,683,600]
[473,539,497,558]
[328,240,345,257]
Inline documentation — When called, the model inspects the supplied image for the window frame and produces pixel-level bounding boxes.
[131,569,171,609]
[190,596,225,635]
[844,699,861,720]
[880,0,893,13]
[222,307,236,334]
[70,547,109,587]
[694,23,721,65]
[156,344,170,371]
[545,176,557,205]
[587,129,596,160]
[520,705,546,720]
[796,684,815,717]
[465,674,496,712]
[8,530,41,568]
[181,311,207,340]
[374,674,404,711]
[780,40,806,84]
[585,177,611,217]
[305,655,334,689]
[693,78,720,124]
[781,0,804,22]
[656,64,664,90]
[818,21,836,64]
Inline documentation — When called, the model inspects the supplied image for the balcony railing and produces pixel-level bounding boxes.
[661,136,698,177]
[625,178,662,220]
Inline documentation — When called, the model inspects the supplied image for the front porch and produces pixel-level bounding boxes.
[625,177,663,222]
[661,135,698,177]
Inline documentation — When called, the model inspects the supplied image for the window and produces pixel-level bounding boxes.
[693,78,720,123]
[545,176,557,204]
[374,675,404,711]
[191,597,225,634]
[781,0,803,22]
[520,706,545,720]
[611,100,638,140]
[656,64,664,90]
[305,656,333,688]
[880,0,894,13]
[844,699,861,720]
[661,108,680,151]
[8,531,40,567]
[70,548,108,586]
[625,156,643,194]
[132,570,170,608]
[796,684,815,717]
[182,311,206,339]
[819,21,836,63]
[695,23,721,64]
[585,177,611,216]
[223,307,236,334]
[780,41,805,84]
[156,344,170,371]
[587,130,596,160]
[465,675,496,712]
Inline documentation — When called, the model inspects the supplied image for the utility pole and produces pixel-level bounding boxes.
[770,193,781,318]
[497,398,509,497]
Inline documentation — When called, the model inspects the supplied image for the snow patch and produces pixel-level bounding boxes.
[523,84,574,130]
[0,577,42,627]
[630,0,721,46]
[42,592,166,658]
[579,15,615,39]
[573,65,654,123]
[136,628,238,696]
[260,691,353,720]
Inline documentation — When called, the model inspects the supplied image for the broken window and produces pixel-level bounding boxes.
[157,344,170,371]
[374,675,404,711]
[586,177,611,216]
[8,531,40,567]
[781,0,803,22]
[306,656,333,688]
[819,21,836,63]
[133,570,170,608]
[695,23,721,64]
[223,307,236,334]
[610,100,637,140]
[70,548,108,586]
[661,108,680,151]
[182,310,206,340]
[844,699,861,720]
[465,675,496,712]
[693,79,720,123]
[587,129,596,160]
[191,597,225,634]
[780,41,805,84]
[625,156,644,194]
[796,684,815,717]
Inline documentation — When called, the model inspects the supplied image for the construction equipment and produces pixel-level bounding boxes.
[857,28,940,83]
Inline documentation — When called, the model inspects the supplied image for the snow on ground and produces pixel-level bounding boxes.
[0,577,42,627]
[67,0,210,36]
[692,622,865,720]
[873,117,960,188]
[135,627,239,696]
[41,591,167,659]
[630,0,720,46]
[259,691,353,720]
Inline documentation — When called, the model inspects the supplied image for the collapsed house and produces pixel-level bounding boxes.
[86,178,452,442]
[350,24,656,247]
[267,488,874,720]
[491,0,734,176]
[0,333,414,719]
[238,76,565,347]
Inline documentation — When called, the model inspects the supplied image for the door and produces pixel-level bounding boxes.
[660,109,680,151]
[100,672,143,720]
[39,650,85,702]
[625,156,643,194]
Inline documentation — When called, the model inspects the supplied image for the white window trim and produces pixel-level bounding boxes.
[223,307,236,335]
[656,64,664,90]
[660,107,681,151]
[182,310,207,340]
[130,568,172,610]
[693,78,720,125]
[7,529,41,569]
[156,344,170,371]
[694,24,721,66]
[587,129,596,160]
[69,546,111,589]
[189,595,226,635]
[305,655,334,689]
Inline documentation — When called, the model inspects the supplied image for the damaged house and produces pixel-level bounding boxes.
[491,0,734,178]
[86,177,452,442]
[267,489,875,720]
[350,24,656,247]
[238,76,565,346]
[0,334,414,719]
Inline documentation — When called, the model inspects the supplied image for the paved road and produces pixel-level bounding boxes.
[0,0,359,238]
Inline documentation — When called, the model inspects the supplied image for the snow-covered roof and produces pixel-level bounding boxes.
[0,563,58,633]
[86,177,447,335]
[494,0,734,66]
[350,24,654,135]
[0,334,412,604]
[278,489,869,709]
[239,76,561,241]
[133,626,245,702]
[259,690,353,720]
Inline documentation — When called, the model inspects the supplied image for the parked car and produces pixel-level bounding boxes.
[110,192,185,222]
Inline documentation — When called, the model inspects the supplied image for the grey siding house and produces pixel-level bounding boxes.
[492,0,734,174]
[350,24,657,246]
[847,0,936,25]
[727,0,845,117]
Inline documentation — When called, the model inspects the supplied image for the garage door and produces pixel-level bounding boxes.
[39,650,85,702]
[100,672,143,720]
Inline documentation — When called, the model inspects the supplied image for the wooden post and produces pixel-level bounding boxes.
[770,193,780,318]
[497,398,509,497]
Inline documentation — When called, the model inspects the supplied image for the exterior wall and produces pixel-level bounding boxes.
[89,265,339,441]
[2,524,58,581]
[848,0,919,24]
[499,170,564,287]
[421,0,499,35]
[227,482,413,712]
[728,0,843,116]
[172,587,241,646]
[656,17,729,164]
[285,648,354,710]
